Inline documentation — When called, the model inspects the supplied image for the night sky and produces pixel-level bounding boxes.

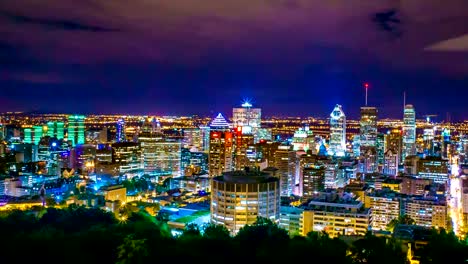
[1,0,468,120]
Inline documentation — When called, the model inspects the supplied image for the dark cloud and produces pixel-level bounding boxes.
[0,10,119,32]
[372,9,402,38]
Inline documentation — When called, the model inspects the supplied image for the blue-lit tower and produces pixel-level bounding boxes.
[116,118,126,142]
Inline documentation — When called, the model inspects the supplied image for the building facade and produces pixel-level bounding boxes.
[210,170,280,234]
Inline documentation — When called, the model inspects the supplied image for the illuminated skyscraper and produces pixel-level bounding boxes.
[232,100,261,129]
[116,118,126,143]
[385,129,403,163]
[47,121,65,140]
[292,126,315,153]
[233,100,262,142]
[139,118,182,177]
[208,113,233,177]
[402,104,416,160]
[24,128,32,144]
[359,107,378,151]
[328,104,346,157]
[234,127,254,170]
[68,115,86,146]
[423,128,435,156]
[33,125,44,145]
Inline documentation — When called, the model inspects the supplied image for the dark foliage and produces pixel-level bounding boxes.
[0,207,466,264]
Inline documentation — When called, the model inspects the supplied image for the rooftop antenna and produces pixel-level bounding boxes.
[364,83,369,106]
[403,90,406,108]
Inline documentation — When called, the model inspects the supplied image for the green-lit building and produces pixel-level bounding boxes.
[68,115,86,146]
[24,126,45,145]
[24,128,32,144]
[47,121,65,140]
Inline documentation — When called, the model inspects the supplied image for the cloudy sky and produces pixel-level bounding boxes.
[0,0,467,120]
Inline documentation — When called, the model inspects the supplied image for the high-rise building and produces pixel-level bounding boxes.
[360,107,378,150]
[328,104,346,157]
[292,126,315,153]
[24,128,32,144]
[47,122,65,140]
[210,169,280,234]
[383,149,399,176]
[423,127,435,156]
[274,145,292,196]
[234,127,254,170]
[139,118,182,177]
[302,165,326,197]
[68,115,86,146]
[208,113,233,177]
[376,133,385,171]
[116,118,126,143]
[112,142,142,175]
[402,104,416,160]
[183,128,203,150]
[385,129,403,163]
[33,125,44,145]
[232,101,261,130]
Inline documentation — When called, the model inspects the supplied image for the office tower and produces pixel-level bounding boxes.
[292,126,315,153]
[68,115,86,146]
[324,161,341,189]
[232,101,261,130]
[139,118,181,177]
[208,113,233,177]
[352,135,360,157]
[441,128,451,159]
[423,128,435,156]
[211,169,280,234]
[199,126,211,153]
[274,145,292,196]
[301,192,371,237]
[116,118,126,143]
[360,148,378,174]
[12,143,38,163]
[0,123,4,141]
[24,128,32,144]
[112,142,142,175]
[385,129,403,163]
[183,128,203,150]
[99,127,108,143]
[383,149,399,176]
[46,122,65,140]
[360,107,378,151]
[33,125,44,145]
[302,164,326,197]
[70,144,96,172]
[255,128,273,142]
[417,156,449,184]
[328,104,346,157]
[402,104,416,160]
[234,127,254,170]
[376,133,385,171]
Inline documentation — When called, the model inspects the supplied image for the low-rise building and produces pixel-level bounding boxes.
[301,192,371,237]
[279,206,303,236]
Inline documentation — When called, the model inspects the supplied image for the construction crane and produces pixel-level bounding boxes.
[423,115,438,124]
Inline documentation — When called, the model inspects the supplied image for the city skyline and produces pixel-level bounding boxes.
[0,1,468,120]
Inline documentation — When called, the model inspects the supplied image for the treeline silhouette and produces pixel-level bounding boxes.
[0,206,466,264]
